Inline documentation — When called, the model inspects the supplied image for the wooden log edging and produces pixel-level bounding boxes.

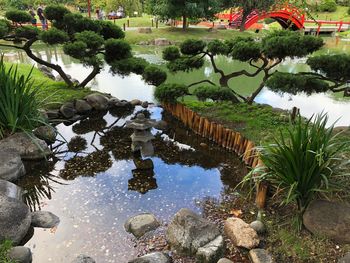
[163,103,260,168]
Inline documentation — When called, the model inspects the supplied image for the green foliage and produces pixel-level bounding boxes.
[0,240,15,263]
[319,0,338,12]
[106,0,142,17]
[348,6,350,15]
[167,57,204,73]
[266,72,330,95]
[262,31,324,59]
[40,28,69,45]
[97,21,125,40]
[163,46,181,62]
[142,66,167,86]
[245,113,349,220]
[229,37,261,61]
[63,41,87,59]
[154,83,188,103]
[193,86,237,102]
[207,40,229,56]
[0,58,44,138]
[63,13,102,34]
[307,54,350,81]
[110,57,148,76]
[75,31,104,50]
[15,26,40,39]
[44,5,71,21]
[180,39,206,55]
[0,20,11,38]
[104,39,132,63]
[5,10,32,24]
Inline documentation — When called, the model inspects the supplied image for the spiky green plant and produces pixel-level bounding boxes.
[0,57,44,138]
[0,240,15,263]
[244,113,349,222]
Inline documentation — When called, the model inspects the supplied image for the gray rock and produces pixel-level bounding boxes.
[0,179,23,200]
[249,249,273,263]
[38,109,49,121]
[196,235,224,263]
[72,79,80,85]
[85,93,109,110]
[38,65,52,73]
[154,38,171,46]
[44,71,55,80]
[0,195,31,245]
[138,27,152,34]
[250,221,266,234]
[138,41,149,46]
[0,132,51,160]
[130,99,142,106]
[125,213,160,238]
[224,217,259,249]
[339,252,350,263]
[217,258,233,263]
[31,211,60,228]
[303,200,350,244]
[0,150,25,182]
[75,99,93,114]
[141,101,149,108]
[71,254,96,263]
[46,110,60,119]
[108,97,120,107]
[128,252,171,263]
[55,75,64,82]
[115,101,129,107]
[34,126,57,144]
[60,102,76,119]
[166,208,220,256]
[8,246,32,263]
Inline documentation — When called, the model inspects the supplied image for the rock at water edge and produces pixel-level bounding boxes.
[224,217,259,249]
[128,252,171,263]
[196,235,224,263]
[31,211,60,228]
[8,246,32,263]
[125,213,160,238]
[0,150,25,182]
[249,249,273,263]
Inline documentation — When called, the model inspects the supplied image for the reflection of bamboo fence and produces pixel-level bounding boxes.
[163,103,267,208]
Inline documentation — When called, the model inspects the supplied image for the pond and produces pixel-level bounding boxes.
[17,105,247,262]
[2,36,350,126]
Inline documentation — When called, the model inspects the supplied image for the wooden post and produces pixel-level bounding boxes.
[127,19,130,27]
[152,19,154,27]
[156,19,159,29]
[123,23,126,31]
[256,182,268,209]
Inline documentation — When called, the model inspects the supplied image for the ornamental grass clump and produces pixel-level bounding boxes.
[0,58,43,138]
[245,113,349,221]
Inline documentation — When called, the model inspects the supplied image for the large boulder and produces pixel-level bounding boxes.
[224,217,259,249]
[31,211,60,228]
[0,150,25,182]
[8,246,32,263]
[124,213,160,238]
[71,255,96,263]
[128,252,171,263]
[75,100,93,114]
[60,102,76,119]
[196,235,224,263]
[0,133,51,160]
[154,38,171,46]
[0,179,23,200]
[303,200,350,244]
[85,93,109,110]
[33,126,57,144]
[339,252,350,263]
[166,208,220,256]
[249,249,273,263]
[0,195,31,245]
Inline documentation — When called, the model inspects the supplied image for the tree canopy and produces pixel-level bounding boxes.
[0,5,167,88]
[162,31,325,103]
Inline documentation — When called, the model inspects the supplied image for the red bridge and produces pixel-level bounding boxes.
[217,3,305,30]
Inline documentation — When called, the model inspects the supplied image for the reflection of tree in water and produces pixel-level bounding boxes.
[72,112,108,135]
[17,159,66,211]
[109,105,134,118]
[60,150,113,180]
[67,136,87,153]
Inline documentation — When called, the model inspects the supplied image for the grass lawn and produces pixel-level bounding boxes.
[5,63,93,109]
[110,15,166,28]
[309,6,350,22]
[125,27,253,44]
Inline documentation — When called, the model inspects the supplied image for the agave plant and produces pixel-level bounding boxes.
[244,113,349,220]
[0,57,44,138]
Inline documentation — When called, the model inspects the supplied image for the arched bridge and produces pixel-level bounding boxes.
[217,3,305,30]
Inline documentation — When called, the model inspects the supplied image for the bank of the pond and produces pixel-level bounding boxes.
[4,63,93,109]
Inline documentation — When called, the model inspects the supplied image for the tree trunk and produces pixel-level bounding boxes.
[182,15,187,30]
[240,10,250,32]
[219,77,241,103]
[78,66,101,88]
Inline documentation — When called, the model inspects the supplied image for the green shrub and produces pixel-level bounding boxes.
[44,5,71,21]
[15,26,40,39]
[319,0,337,12]
[40,28,69,45]
[0,58,44,138]
[104,39,132,63]
[244,113,350,227]
[0,19,11,38]
[142,66,167,86]
[180,39,206,55]
[5,10,32,23]
[154,83,188,103]
[193,86,237,102]
[163,46,181,61]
